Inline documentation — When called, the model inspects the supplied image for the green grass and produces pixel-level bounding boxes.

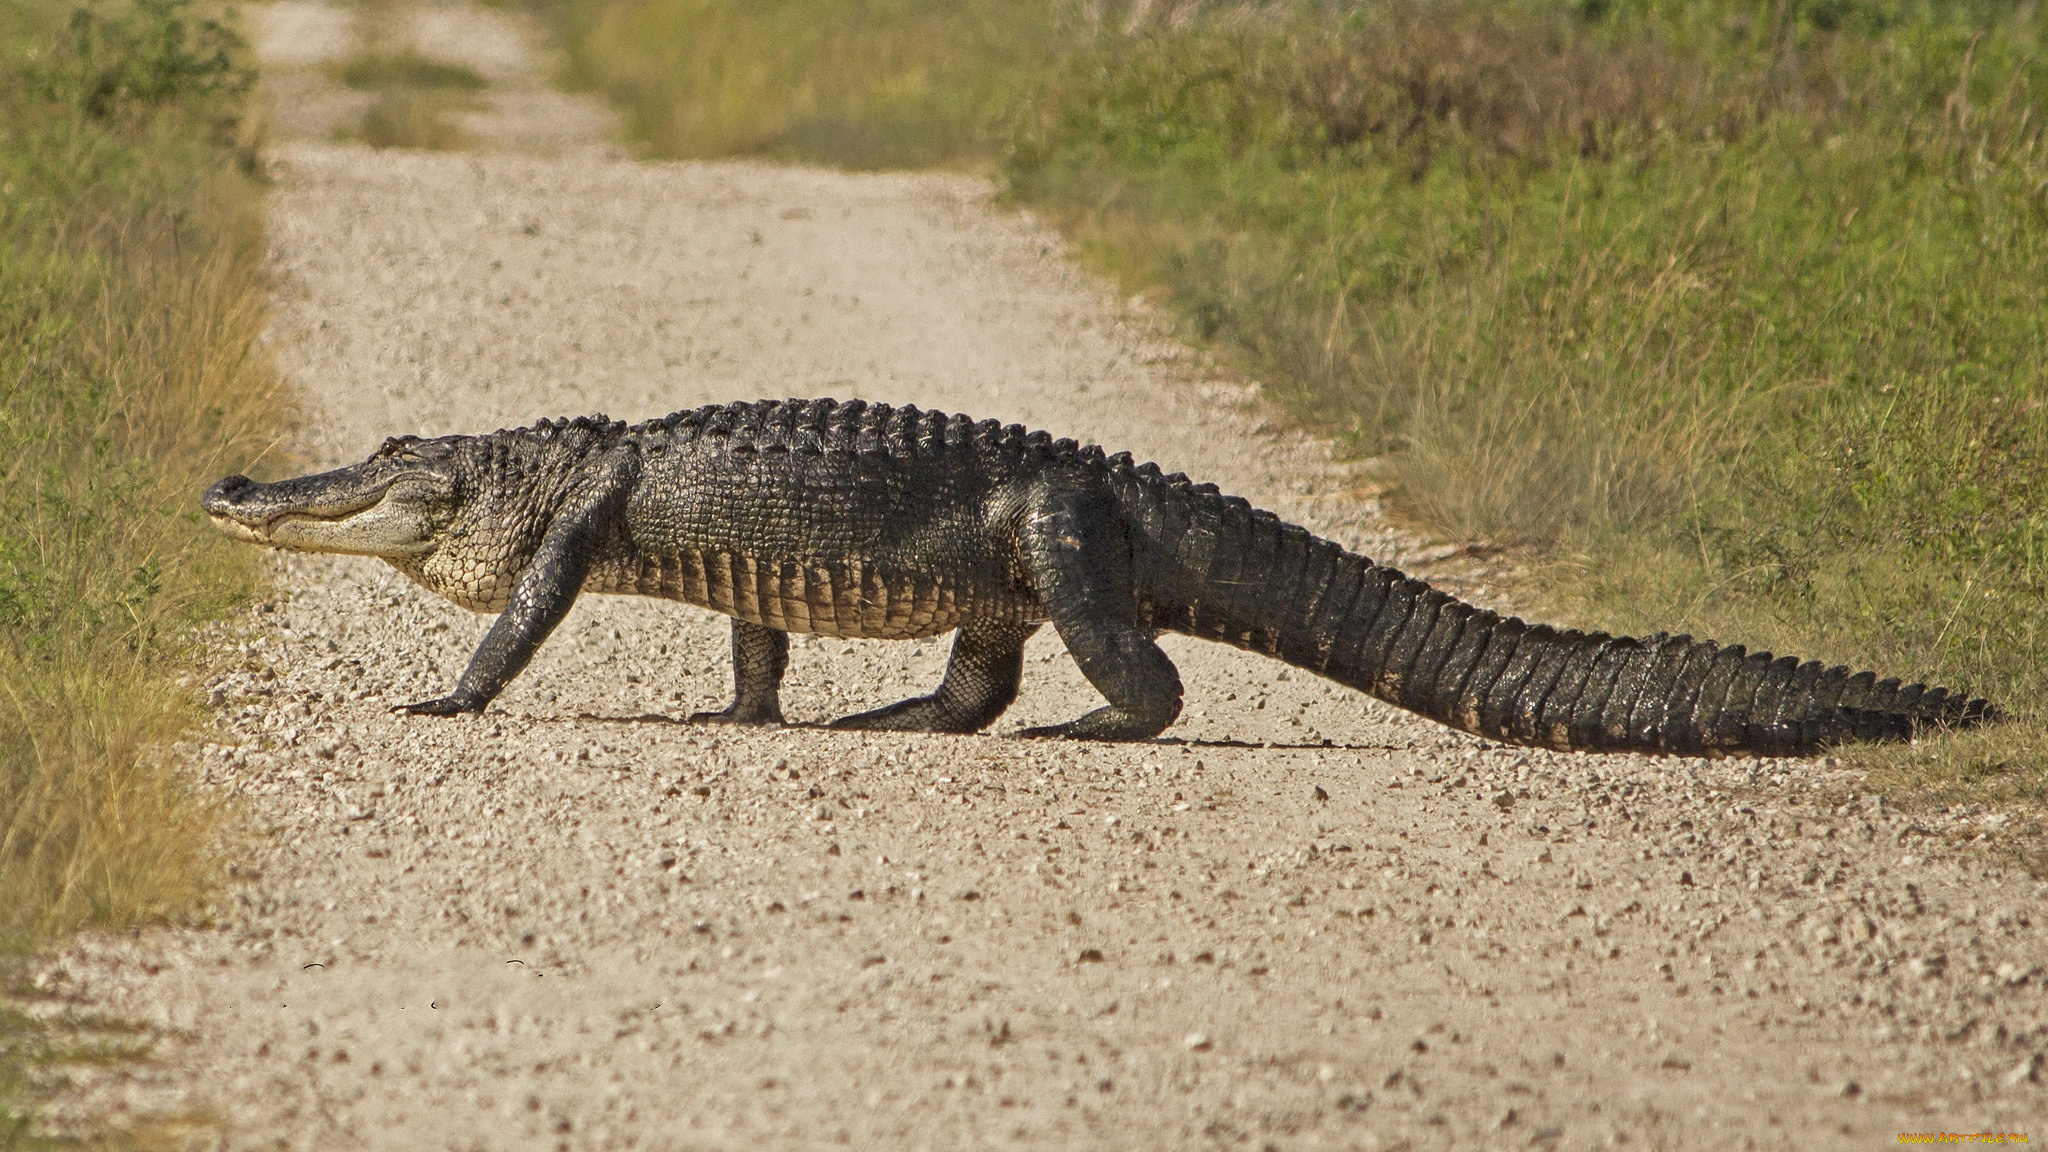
[338,50,486,92]
[339,0,484,150]
[2,0,283,1137]
[539,0,2048,804]
[535,0,1060,167]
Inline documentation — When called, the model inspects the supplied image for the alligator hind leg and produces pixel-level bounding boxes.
[1017,484,1183,741]
[690,619,788,725]
[830,619,1041,733]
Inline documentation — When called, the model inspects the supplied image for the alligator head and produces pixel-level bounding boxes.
[202,426,605,613]
[202,435,463,558]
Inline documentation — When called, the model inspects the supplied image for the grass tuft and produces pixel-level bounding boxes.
[0,0,284,933]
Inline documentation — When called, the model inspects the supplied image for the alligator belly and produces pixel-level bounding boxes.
[588,549,1022,640]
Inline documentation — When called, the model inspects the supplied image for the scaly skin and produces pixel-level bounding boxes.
[201,398,1997,752]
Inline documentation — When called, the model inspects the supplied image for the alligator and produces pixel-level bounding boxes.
[202,398,1994,754]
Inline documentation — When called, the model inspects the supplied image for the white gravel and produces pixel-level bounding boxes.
[37,2,2047,1147]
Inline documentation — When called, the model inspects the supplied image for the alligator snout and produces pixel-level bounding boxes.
[202,475,259,520]
[199,462,444,556]
[203,474,283,546]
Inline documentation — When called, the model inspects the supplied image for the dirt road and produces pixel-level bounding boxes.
[46,3,2046,1148]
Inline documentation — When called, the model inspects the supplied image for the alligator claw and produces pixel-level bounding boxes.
[395,696,480,716]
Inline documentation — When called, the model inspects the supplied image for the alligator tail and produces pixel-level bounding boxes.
[1170,520,1995,755]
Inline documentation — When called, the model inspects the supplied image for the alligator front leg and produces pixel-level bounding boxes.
[830,619,1041,733]
[399,465,629,716]
[1015,483,1182,740]
[690,619,789,725]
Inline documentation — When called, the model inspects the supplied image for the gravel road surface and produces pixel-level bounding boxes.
[42,3,2047,1148]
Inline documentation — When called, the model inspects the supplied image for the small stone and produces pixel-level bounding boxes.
[1909,954,1947,979]
[1183,1032,1212,1052]
[1078,948,1105,963]
[1491,790,1515,809]
[2003,1054,2041,1087]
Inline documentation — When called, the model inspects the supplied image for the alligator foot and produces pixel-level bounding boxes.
[829,696,985,733]
[694,620,788,728]
[1013,705,1172,741]
[688,702,784,727]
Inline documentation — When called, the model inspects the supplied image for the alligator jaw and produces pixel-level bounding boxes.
[206,508,280,546]
[201,469,442,557]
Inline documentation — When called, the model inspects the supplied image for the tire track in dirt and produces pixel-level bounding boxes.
[41,3,2047,1148]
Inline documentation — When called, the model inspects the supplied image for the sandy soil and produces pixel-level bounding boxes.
[39,2,2047,1148]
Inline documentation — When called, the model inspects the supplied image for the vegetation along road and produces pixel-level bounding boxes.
[15,0,2048,1148]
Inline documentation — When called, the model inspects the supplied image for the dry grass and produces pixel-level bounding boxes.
[1,0,284,1139]
[0,0,286,935]
[0,177,281,934]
